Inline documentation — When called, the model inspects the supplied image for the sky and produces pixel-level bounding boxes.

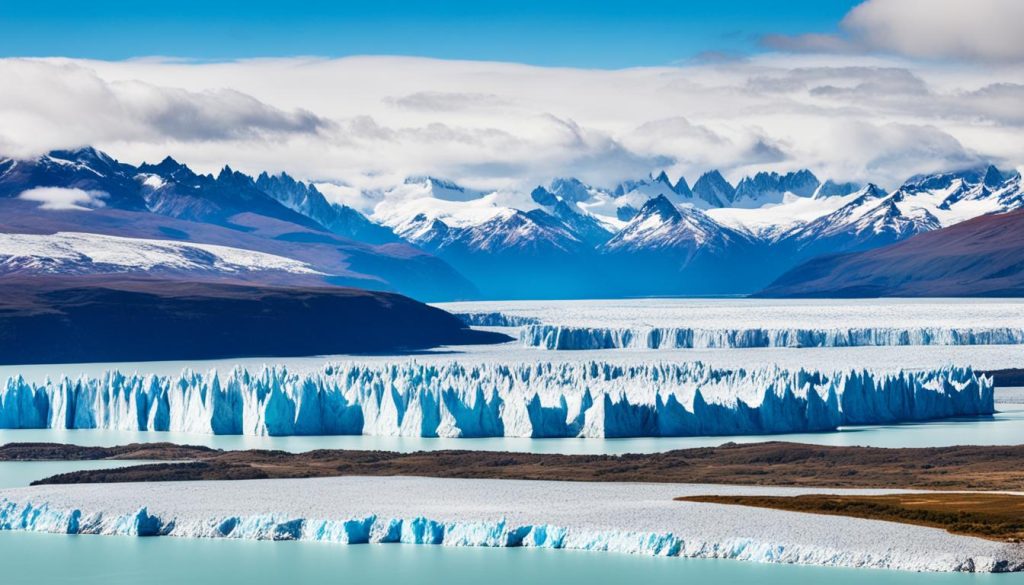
[1,1,859,67]
[1,0,1023,207]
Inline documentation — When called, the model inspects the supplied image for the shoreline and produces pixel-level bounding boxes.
[9,441,1024,491]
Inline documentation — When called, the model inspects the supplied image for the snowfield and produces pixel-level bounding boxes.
[0,231,322,276]
[0,362,993,438]
[1,476,1020,572]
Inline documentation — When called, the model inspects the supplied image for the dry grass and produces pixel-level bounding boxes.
[6,441,1024,492]
[677,493,1024,541]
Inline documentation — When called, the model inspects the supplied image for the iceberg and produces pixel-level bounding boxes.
[521,324,1024,350]
[0,361,993,437]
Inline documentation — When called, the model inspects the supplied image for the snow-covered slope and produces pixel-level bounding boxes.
[602,195,749,255]
[0,232,321,277]
[0,362,992,438]
[254,172,398,244]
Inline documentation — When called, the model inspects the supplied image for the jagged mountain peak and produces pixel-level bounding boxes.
[691,170,735,207]
[637,194,682,221]
[860,183,888,199]
[903,164,1006,192]
[138,156,193,180]
[549,177,592,202]
[48,146,111,165]
[983,164,1005,188]
[733,169,820,205]
[674,175,692,198]
[530,186,558,206]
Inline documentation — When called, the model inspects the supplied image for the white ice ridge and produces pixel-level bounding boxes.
[1,477,1020,573]
[521,324,1024,350]
[0,361,992,437]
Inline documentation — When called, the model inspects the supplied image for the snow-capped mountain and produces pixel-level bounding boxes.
[732,170,819,207]
[137,160,322,229]
[549,199,614,247]
[400,211,601,298]
[599,195,772,295]
[611,171,702,219]
[0,147,147,210]
[255,172,399,244]
[3,145,1023,299]
[780,167,1023,258]
[760,208,1024,298]
[364,162,1023,296]
[602,195,748,255]
[691,170,736,207]
[0,148,478,300]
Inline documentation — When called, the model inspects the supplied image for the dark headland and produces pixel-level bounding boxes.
[0,276,511,364]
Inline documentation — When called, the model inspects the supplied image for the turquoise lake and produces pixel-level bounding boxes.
[2,531,1022,585]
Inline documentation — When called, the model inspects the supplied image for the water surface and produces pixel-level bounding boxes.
[1,531,1020,585]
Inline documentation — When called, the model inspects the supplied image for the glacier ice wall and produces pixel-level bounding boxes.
[0,499,1011,572]
[0,362,992,437]
[456,312,540,327]
[521,324,1024,350]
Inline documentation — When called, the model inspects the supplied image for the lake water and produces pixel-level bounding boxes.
[1,531,1021,585]
[0,460,164,488]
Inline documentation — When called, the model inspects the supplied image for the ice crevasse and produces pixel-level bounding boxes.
[0,361,993,438]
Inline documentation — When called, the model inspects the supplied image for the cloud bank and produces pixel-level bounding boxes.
[766,0,1024,62]
[0,49,1022,207]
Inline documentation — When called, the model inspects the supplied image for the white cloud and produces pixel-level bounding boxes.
[18,187,108,211]
[766,0,1024,62]
[0,52,1022,206]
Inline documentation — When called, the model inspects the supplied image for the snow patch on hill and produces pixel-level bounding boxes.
[0,232,322,276]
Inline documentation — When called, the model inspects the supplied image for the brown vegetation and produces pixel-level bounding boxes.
[677,493,1024,542]
[6,441,1024,491]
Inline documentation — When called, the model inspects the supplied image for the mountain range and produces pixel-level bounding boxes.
[758,209,1024,298]
[1,146,1021,300]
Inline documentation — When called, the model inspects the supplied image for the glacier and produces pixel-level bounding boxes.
[0,503,997,573]
[455,312,540,327]
[0,361,993,437]
[1,475,1019,572]
[520,324,1024,350]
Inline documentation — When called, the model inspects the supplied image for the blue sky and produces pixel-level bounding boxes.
[1,0,859,67]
